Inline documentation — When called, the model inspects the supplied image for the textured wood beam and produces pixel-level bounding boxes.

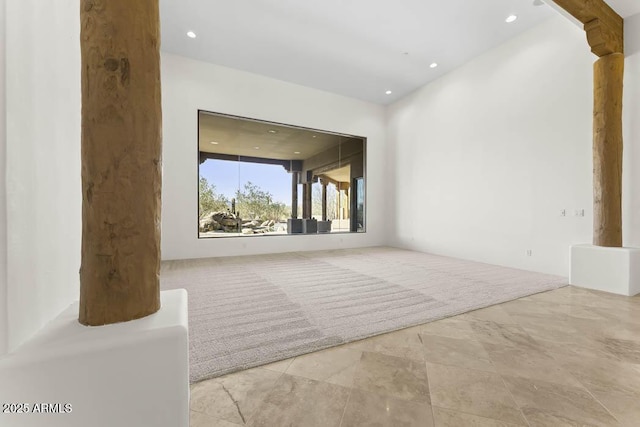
[552,0,624,248]
[79,0,162,325]
[551,0,623,55]
[585,18,624,56]
[593,53,623,247]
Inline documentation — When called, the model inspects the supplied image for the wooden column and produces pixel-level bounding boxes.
[593,53,623,246]
[291,171,299,219]
[321,180,328,221]
[551,0,624,248]
[79,0,162,326]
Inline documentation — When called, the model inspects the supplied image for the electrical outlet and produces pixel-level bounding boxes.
[526,249,533,256]
[574,209,585,217]
[560,209,566,217]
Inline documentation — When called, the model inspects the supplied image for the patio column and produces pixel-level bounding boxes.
[344,184,350,220]
[291,171,299,219]
[321,179,328,221]
[302,182,312,219]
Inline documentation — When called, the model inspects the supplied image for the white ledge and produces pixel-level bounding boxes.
[0,289,189,427]
[570,244,640,296]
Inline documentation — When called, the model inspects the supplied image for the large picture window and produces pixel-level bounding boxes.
[198,111,366,238]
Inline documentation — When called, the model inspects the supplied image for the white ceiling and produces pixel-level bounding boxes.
[608,0,640,18]
[198,111,360,161]
[160,0,637,105]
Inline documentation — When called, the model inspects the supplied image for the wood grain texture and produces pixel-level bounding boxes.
[593,53,623,247]
[79,0,162,325]
[551,0,623,56]
[552,0,624,246]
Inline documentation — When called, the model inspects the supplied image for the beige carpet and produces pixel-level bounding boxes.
[160,247,567,383]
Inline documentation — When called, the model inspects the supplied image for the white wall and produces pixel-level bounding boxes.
[1,4,636,356]
[4,0,81,352]
[623,13,640,248]
[0,289,189,427]
[387,16,595,276]
[161,53,387,260]
[0,0,8,356]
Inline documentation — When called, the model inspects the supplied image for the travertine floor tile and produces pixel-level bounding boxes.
[564,315,614,339]
[432,406,523,427]
[508,313,581,344]
[469,320,540,352]
[549,351,640,397]
[409,317,477,340]
[346,328,425,361]
[519,287,585,306]
[190,410,242,427]
[284,346,362,387]
[248,374,349,427]
[600,320,640,342]
[352,351,430,402]
[426,362,526,425]
[526,286,632,311]
[189,286,640,427]
[560,301,614,321]
[502,375,618,427]
[581,288,640,310]
[340,389,434,427]
[548,352,640,424]
[535,336,623,363]
[190,368,281,424]
[422,334,495,372]
[459,305,515,325]
[590,390,640,427]
[260,357,294,373]
[500,298,573,317]
[481,341,581,387]
[597,336,640,364]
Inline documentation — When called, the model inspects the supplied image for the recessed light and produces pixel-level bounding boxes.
[312,135,317,138]
[294,151,301,154]
[385,90,392,95]
[505,15,518,23]
[209,141,219,145]
[186,31,196,38]
[254,146,260,150]
[430,63,438,69]
[267,130,277,134]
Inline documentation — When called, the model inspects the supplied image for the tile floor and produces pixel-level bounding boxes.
[189,286,640,426]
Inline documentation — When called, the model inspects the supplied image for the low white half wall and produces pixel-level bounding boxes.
[571,244,640,296]
[0,289,189,427]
